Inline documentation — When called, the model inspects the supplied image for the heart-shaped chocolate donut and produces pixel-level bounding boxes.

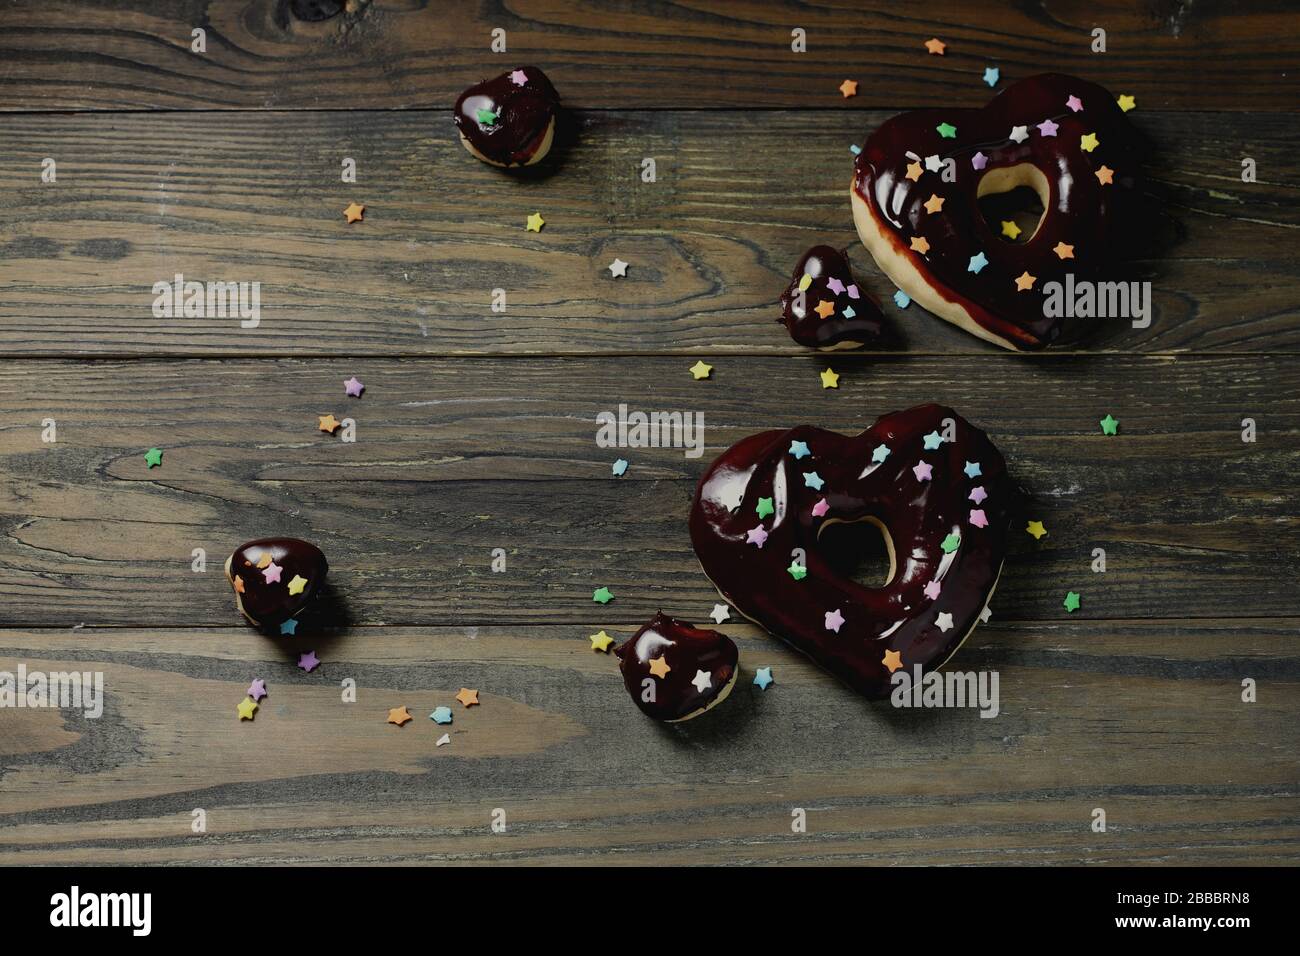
[851,74,1141,350]
[225,538,328,630]
[614,612,739,721]
[454,66,560,168]
[779,245,886,350]
[689,405,1015,699]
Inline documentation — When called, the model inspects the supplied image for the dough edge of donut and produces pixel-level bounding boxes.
[458,117,556,168]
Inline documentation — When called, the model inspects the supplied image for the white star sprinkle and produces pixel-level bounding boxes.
[936,612,955,632]
[608,258,628,278]
[1009,125,1029,144]
[925,154,943,172]
[691,669,712,693]
[710,603,731,624]
[979,606,991,623]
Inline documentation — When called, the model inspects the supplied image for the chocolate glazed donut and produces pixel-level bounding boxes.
[851,74,1141,350]
[689,405,1015,699]
[454,66,560,168]
[779,245,886,350]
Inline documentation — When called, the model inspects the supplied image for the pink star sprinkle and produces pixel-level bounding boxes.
[262,561,282,584]
[510,69,528,86]
[812,498,829,518]
[826,277,845,295]
[923,580,941,600]
[247,678,267,701]
[971,151,988,170]
[298,651,320,672]
[824,608,846,633]
[746,526,769,548]
[913,461,933,481]
[969,509,989,528]
[969,486,987,505]
[1037,119,1059,137]
[344,376,365,397]
[1066,95,1083,112]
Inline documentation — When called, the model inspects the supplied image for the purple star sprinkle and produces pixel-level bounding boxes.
[824,608,846,633]
[298,650,320,672]
[913,461,933,481]
[971,151,988,170]
[826,277,845,295]
[1037,119,1059,137]
[923,580,941,600]
[247,678,267,701]
[969,486,987,505]
[746,526,769,548]
[344,376,365,397]
[510,69,528,86]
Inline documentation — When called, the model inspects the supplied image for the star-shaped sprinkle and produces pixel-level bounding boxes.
[344,376,364,397]
[968,252,988,274]
[510,69,528,86]
[811,498,829,518]
[436,733,451,747]
[1025,520,1047,540]
[691,669,712,693]
[592,586,614,604]
[814,299,836,319]
[756,497,774,519]
[971,151,988,170]
[910,236,931,254]
[649,656,671,678]
[803,471,824,490]
[924,38,946,55]
[787,562,807,581]
[612,458,628,476]
[1037,118,1059,137]
[940,532,961,553]
[387,706,411,726]
[829,277,852,297]
[969,509,988,528]
[1080,132,1099,152]
[871,443,891,463]
[882,649,903,673]
[257,552,272,569]
[798,273,813,292]
[233,575,245,594]
[237,697,258,721]
[298,650,319,672]
[789,440,811,459]
[905,161,923,182]
[1009,125,1029,144]
[590,630,614,652]
[936,611,954,632]
[262,561,282,584]
[318,414,340,433]
[1053,242,1075,260]
[247,678,267,701]
[923,430,943,450]
[1100,414,1119,435]
[689,360,713,380]
[1116,94,1136,113]
[279,617,297,635]
[1066,94,1083,113]
[979,607,991,623]
[913,461,933,481]
[1095,165,1114,185]
[923,580,942,600]
[820,367,840,389]
[839,79,858,98]
[525,212,545,232]
[1001,220,1022,240]
[1014,271,1037,291]
[608,258,628,277]
[144,447,163,468]
[430,706,453,724]
[894,290,911,308]
[824,608,845,633]
[925,154,943,173]
[1063,591,1081,613]
[343,202,364,223]
[969,486,987,505]
[287,575,308,596]
[710,603,730,624]
[983,67,1000,88]
[936,122,957,139]
[963,460,982,478]
[746,525,769,548]
[753,667,773,690]
[456,688,480,707]
[476,107,498,125]
[924,193,945,214]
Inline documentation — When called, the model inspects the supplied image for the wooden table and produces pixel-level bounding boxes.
[1,1,1297,865]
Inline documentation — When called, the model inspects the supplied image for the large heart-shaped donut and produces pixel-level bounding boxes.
[689,404,1015,699]
[851,74,1141,350]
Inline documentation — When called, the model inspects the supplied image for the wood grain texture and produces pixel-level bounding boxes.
[1,109,1296,356]
[1,355,1295,627]
[1,0,1297,112]
[1,620,1296,864]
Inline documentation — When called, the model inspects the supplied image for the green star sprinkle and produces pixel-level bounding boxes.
[756,497,775,519]
[592,587,614,604]
[1100,414,1119,435]
[476,108,498,125]
[144,447,163,468]
[940,532,961,554]
[787,562,807,581]
[936,122,957,139]
[1063,591,1081,613]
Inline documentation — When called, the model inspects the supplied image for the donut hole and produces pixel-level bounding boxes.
[977,164,1050,244]
[816,516,896,589]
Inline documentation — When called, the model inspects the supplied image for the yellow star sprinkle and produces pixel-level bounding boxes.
[648,656,671,678]
[1026,520,1047,540]
[1001,220,1022,240]
[1014,271,1037,291]
[689,360,713,380]
[525,212,545,232]
[1053,242,1075,260]
[924,194,945,214]
[590,630,614,652]
[1080,133,1099,153]
[820,367,840,389]
[237,697,258,721]
[286,575,308,596]
[797,273,812,292]
[905,161,923,182]
[1116,94,1136,113]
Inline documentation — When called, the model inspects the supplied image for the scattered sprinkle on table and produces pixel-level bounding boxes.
[237,698,258,721]
[344,376,365,397]
[525,212,545,232]
[592,586,614,604]
[753,667,774,690]
[612,458,628,476]
[456,688,480,707]
[144,447,163,468]
[343,202,365,224]
[1026,520,1047,540]
[924,37,946,55]
[983,67,1000,88]
[608,258,628,278]
[839,79,858,98]
[297,650,320,672]
[387,706,412,726]
[430,706,453,725]
[894,289,911,308]
[689,360,713,380]
[436,733,451,746]
[1063,591,1081,613]
[820,367,840,389]
[710,603,730,624]
[1100,414,1119,435]
[280,618,298,635]
[590,630,615,652]
[247,678,267,702]
[318,414,341,433]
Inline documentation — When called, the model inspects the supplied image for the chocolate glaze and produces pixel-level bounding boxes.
[453,66,560,167]
[689,405,1015,699]
[779,245,886,349]
[614,612,739,721]
[853,73,1141,349]
[225,538,328,629]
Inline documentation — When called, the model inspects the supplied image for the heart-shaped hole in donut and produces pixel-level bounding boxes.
[816,516,896,589]
[977,163,1049,245]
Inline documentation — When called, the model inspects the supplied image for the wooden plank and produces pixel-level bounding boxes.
[1,619,1296,864]
[0,355,1294,627]
[0,109,1295,356]
[0,1,1296,112]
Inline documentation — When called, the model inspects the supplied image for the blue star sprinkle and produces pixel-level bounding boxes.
[964,461,982,478]
[968,252,988,274]
[612,458,629,476]
[893,289,911,308]
[789,440,811,460]
[923,430,943,450]
[872,443,891,463]
[280,618,298,636]
[983,67,1000,88]
[753,667,774,690]
[803,471,825,491]
[849,144,862,156]
[430,706,453,725]
[842,305,856,318]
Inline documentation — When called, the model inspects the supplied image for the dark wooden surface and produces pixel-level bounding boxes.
[0,1,1297,866]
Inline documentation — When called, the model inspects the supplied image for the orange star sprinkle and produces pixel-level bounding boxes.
[882,649,903,673]
[839,79,858,98]
[924,38,946,55]
[456,688,479,708]
[923,194,945,214]
[1053,242,1075,260]
[1014,271,1037,291]
[233,575,245,594]
[910,236,931,254]
[318,414,341,433]
[343,202,365,224]
[905,161,923,182]
[648,657,671,678]
[387,706,412,726]
[814,299,836,319]
[1095,165,1114,185]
